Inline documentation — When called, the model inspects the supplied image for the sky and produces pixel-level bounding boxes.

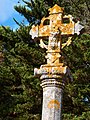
[0,0,28,30]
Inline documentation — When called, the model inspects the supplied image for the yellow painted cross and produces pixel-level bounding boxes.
[30,4,83,65]
[30,4,83,40]
[30,4,84,72]
[30,5,84,120]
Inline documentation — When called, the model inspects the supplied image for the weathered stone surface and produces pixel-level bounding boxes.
[42,86,63,120]
[30,4,84,39]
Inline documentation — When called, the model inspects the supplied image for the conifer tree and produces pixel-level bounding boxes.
[0,25,44,119]
[0,0,90,119]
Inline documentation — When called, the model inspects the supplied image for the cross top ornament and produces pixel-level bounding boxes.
[30,4,83,38]
[30,4,84,82]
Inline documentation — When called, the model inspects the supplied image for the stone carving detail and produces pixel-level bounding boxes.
[30,4,84,83]
[30,4,84,70]
[30,4,84,120]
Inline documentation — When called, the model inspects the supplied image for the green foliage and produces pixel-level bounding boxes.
[63,111,90,120]
[0,25,43,119]
[0,0,90,120]
[62,34,90,119]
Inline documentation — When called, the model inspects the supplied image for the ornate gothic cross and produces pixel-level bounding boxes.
[30,4,84,120]
[30,4,83,65]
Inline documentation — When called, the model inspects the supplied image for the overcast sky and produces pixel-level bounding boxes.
[0,0,27,29]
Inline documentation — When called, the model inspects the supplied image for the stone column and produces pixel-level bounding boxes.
[41,80,64,120]
[35,63,67,120]
[34,62,69,120]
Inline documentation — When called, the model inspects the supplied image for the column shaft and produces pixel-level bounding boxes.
[42,86,63,120]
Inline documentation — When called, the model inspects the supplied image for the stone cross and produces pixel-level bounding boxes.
[30,4,84,120]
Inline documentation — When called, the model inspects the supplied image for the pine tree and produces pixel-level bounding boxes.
[14,0,90,119]
[0,0,90,119]
[62,33,90,119]
[0,25,44,119]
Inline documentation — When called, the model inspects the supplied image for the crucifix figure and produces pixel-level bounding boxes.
[30,4,84,120]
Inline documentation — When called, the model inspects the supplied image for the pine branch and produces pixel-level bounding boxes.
[13,18,22,26]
